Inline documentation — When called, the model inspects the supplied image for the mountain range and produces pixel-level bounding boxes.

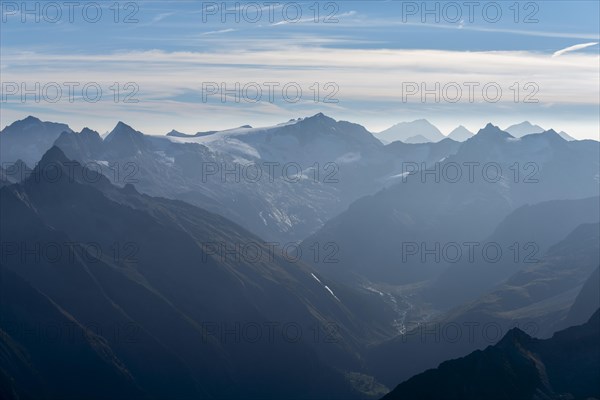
[0,113,597,399]
[366,218,600,388]
[1,115,463,242]
[304,123,599,288]
[0,146,399,399]
[505,121,575,141]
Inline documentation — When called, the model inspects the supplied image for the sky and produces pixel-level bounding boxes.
[1,0,599,139]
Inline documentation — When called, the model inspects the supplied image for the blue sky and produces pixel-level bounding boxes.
[1,1,599,138]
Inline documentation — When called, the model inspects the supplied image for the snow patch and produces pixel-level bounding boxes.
[311,273,322,284]
[324,285,341,302]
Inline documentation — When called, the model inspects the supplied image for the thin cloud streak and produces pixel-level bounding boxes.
[553,42,598,57]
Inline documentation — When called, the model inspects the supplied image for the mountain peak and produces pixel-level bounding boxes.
[114,121,132,130]
[558,131,575,141]
[23,115,41,123]
[473,123,513,139]
[3,115,71,133]
[379,119,445,143]
[496,327,532,348]
[544,129,562,138]
[302,112,336,123]
[36,145,71,167]
[122,183,140,195]
[80,127,99,136]
[505,121,545,138]
[517,128,567,144]
[106,121,143,141]
[166,129,189,137]
[103,121,146,156]
[290,113,338,129]
[536,129,568,142]
[447,125,474,141]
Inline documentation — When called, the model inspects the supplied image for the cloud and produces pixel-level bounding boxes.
[1,46,598,138]
[201,28,236,35]
[151,12,176,23]
[552,42,598,57]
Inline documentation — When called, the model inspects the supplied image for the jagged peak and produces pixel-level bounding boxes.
[35,146,71,167]
[473,123,513,139]
[23,115,42,123]
[299,112,337,124]
[80,127,99,135]
[496,327,532,348]
[105,121,144,142]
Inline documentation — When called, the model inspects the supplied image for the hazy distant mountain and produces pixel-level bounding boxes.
[443,221,599,335]
[557,130,575,141]
[366,220,599,389]
[446,125,473,141]
[0,146,395,399]
[167,126,253,138]
[428,197,600,309]
[304,123,599,286]
[382,309,600,400]
[166,129,193,137]
[0,116,73,165]
[559,266,600,329]
[403,134,431,144]
[377,119,445,143]
[504,121,545,137]
[504,122,576,141]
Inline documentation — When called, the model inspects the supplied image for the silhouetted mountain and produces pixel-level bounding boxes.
[382,309,600,400]
[0,147,397,399]
[0,116,73,165]
[0,265,149,400]
[470,122,514,141]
